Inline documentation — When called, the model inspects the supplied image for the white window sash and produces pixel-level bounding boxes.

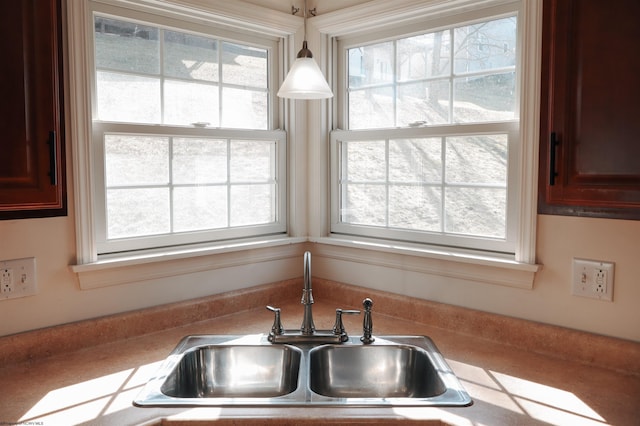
[93,124,287,254]
[330,123,519,254]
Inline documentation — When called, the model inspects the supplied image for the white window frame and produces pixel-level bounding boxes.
[67,0,303,272]
[91,3,286,256]
[311,0,541,271]
[332,7,520,256]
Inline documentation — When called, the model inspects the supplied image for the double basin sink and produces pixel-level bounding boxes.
[134,334,472,407]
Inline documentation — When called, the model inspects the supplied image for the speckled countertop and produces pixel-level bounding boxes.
[1,280,639,425]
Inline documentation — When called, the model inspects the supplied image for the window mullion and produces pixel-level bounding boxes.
[168,136,174,234]
[440,136,447,234]
[226,138,232,228]
[385,138,390,227]
[218,41,223,127]
[448,28,454,124]
[159,29,165,124]
[393,40,398,127]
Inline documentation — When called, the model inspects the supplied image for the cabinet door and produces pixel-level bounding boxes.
[0,0,66,219]
[538,0,640,219]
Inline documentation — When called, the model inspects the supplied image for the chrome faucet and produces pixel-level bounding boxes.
[301,251,315,335]
[267,251,360,343]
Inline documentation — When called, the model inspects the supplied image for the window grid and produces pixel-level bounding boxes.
[94,16,270,129]
[92,12,283,255]
[338,135,508,238]
[101,132,283,249]
[347,17,517,130]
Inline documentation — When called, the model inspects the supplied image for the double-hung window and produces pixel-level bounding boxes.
[89,4,285,256]
[332,5,524,256]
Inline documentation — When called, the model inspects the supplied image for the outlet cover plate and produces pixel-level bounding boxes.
[572,258,614,301]
[0,257,37,300]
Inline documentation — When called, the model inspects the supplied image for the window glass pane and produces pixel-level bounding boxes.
[346,15,517,130]
[453,72,515,122]
[335,133,511,241]
[173,186,227,232]
[104,135,169,186]
[95,19,271,130]
[164,31,218,82]
[398,31,450,80]
[397,81,450,126]
[221,87,268,129]
[454,17,517,74]
[97,71,161,123]
[107,188,170,238]
[94,17,159,74]
[348,42,394,88]
[389,138,441,183]
[389,185,441,231]
[342,184,386,226]
[230,141,274,182]
[230,184,275,226]
[344,141,386,181]
[222,42,268,88]
[164,79,219,126]
[446,135,508,184]
[173,138,227,184]
[445,187,506,238]
[349,87,394,129]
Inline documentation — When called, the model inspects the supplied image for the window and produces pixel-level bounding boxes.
[332,9,522,255]
[346,16,517,128]
[89,7,285,255]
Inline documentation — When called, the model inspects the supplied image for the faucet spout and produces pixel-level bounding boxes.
[268,251,362,344]
[301,251,315,335]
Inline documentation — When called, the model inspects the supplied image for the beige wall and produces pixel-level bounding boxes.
[0,212,302,336]
[535,215,640,340]
[1,0,638,342]
[1,211,638,340]
[313,215,640,342]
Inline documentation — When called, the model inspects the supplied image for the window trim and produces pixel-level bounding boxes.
[312,0,541,265]
[67,0,302,266]
[66,0,541,291]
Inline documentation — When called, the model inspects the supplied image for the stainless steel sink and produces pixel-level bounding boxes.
[161,344,301,398]
[309,344,446,398]
[134,334,472,407]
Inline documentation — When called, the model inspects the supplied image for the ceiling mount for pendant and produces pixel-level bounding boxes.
[277,0,333,99]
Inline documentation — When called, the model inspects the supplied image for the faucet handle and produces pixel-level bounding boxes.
[266,305,284,336]
[361,298,375,344]
[333,308,360,338]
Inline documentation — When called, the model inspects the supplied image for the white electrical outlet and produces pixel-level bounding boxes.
[572,258,614,301]
[1,268,14,293]
[0,257,37,300]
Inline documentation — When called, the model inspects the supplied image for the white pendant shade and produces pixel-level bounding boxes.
[277,57,333,99]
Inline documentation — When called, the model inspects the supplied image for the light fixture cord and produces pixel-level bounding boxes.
[294,0,313,59]
[303,0,308,42]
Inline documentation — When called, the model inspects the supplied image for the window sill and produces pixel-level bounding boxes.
[310,236,540,289]
[71,236,307,290]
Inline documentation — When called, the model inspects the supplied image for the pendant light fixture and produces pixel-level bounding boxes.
[277,0,333,99]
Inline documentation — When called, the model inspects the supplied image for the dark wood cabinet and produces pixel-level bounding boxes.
[538,0,640,219]
[0,0,66,219]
